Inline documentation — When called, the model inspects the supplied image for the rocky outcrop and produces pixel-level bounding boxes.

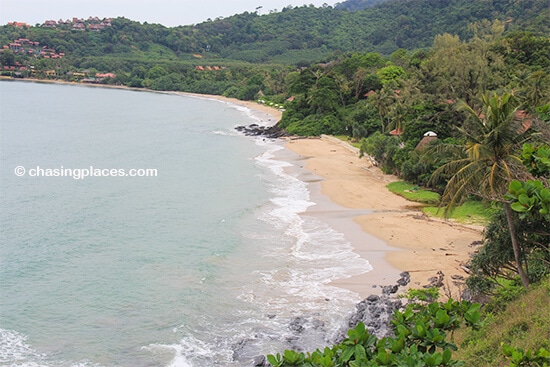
[337,271,410,341]
[235,124,288,138]
[237,272,411,366]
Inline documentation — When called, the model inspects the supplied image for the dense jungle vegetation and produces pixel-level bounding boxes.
[1,0,549,364]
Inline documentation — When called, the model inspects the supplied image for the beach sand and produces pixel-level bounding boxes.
[283,136,484,300]
[202,93,484,300]
[181,92,283,126]
[8,78,482,299]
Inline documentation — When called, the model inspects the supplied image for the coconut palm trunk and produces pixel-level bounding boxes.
[430,92,534,288]
[504,202,530,287]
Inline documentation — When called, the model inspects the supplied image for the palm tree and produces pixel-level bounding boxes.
[369,86,395,133]
[431,92,535,287]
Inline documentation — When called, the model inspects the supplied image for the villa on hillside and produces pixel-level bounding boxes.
[7,21,29,28]
[39,17,112,30]
[1,38,64,59]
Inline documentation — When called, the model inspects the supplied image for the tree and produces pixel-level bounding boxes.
[376,65,406,87]
[431,92,536,287]
[368,86,395,133]
[419,30,505,106]
[0,49,15,66]
[306,74,339,114]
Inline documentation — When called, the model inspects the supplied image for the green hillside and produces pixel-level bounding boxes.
[1,0,547,66]
[1,1,548,365]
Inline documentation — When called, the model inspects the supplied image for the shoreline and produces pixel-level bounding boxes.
[283,136,484,300]
[278,146,404,296]
[0,77,283,127]
[4,77,483,299]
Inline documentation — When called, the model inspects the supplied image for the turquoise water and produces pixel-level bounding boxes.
[0,81,371,367]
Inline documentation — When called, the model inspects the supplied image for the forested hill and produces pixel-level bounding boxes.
[1,0,547,65]
[335,0,390,11]
[172,0,548,62]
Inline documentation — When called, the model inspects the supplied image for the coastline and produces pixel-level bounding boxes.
[283,136,484,300]
[0,77,283,127]
[4,77,483,299]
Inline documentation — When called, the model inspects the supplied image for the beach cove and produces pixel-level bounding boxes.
[283,136,483,299]
[1,79,483,366]
[219,93,484,300]
[2,78,484,300]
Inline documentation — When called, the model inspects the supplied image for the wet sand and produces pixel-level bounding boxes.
[284,136,483,300]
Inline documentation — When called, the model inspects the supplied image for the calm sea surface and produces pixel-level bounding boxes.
[0,81,370,367]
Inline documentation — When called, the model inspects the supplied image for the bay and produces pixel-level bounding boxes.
[0,81,370,367]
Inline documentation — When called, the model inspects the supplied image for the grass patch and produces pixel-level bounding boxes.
[386,181,440,204]
[423,201,495,224]
[333,135,362,149]
[453,279,550,367]
[386,181,494,224]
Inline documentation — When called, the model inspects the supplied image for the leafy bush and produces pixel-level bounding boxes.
[267,299,483,367]
[502,344,550,367]
[466,204,550,295]
[359,132,403,173]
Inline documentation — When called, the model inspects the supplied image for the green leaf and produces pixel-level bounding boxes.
[442,348,453,364]
[267,353,283,367]
[509,180,523,194]
[435,309,451,328]
[375,350,392,365]
[415,322,427,337]
[511,202,528,212]
[540,188,550,202]
[355,344,367,361]
[390,336,405,353]
[517,194,533,206]
[341,346,355,362]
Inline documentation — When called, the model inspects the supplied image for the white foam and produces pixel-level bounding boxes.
[146,343,192,367]
[0,329,108,367]
[0,329,47,366]
[244,141,372,326]
[148,333,236,367]
[211,130,238,136]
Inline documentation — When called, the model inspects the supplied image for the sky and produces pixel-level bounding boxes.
[0,0,338,27]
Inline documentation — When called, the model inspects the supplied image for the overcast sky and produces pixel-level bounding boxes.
[0,0,338,27]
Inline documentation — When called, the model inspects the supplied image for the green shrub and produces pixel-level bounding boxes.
[267,299,483,366]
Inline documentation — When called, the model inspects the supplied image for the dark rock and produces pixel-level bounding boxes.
[335,273,416,341]
[424,270,444,288]
[235,124,288,138]
[381,285,398,294]
[367,295,380,302]
[245,273,413,364]
[396,272,411,286]
[289,317,306,333]
[343,294,403,340]
[253,355,267,367]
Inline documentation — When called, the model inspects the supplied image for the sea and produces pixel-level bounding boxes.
[0,80,372,367]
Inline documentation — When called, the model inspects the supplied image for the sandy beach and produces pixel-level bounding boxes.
[180,92,283,126]
[7,78,482,299]
[283,136,483,300]
[197,90,484,300]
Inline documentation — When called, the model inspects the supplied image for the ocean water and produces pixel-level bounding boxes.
[0,81,371,367]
